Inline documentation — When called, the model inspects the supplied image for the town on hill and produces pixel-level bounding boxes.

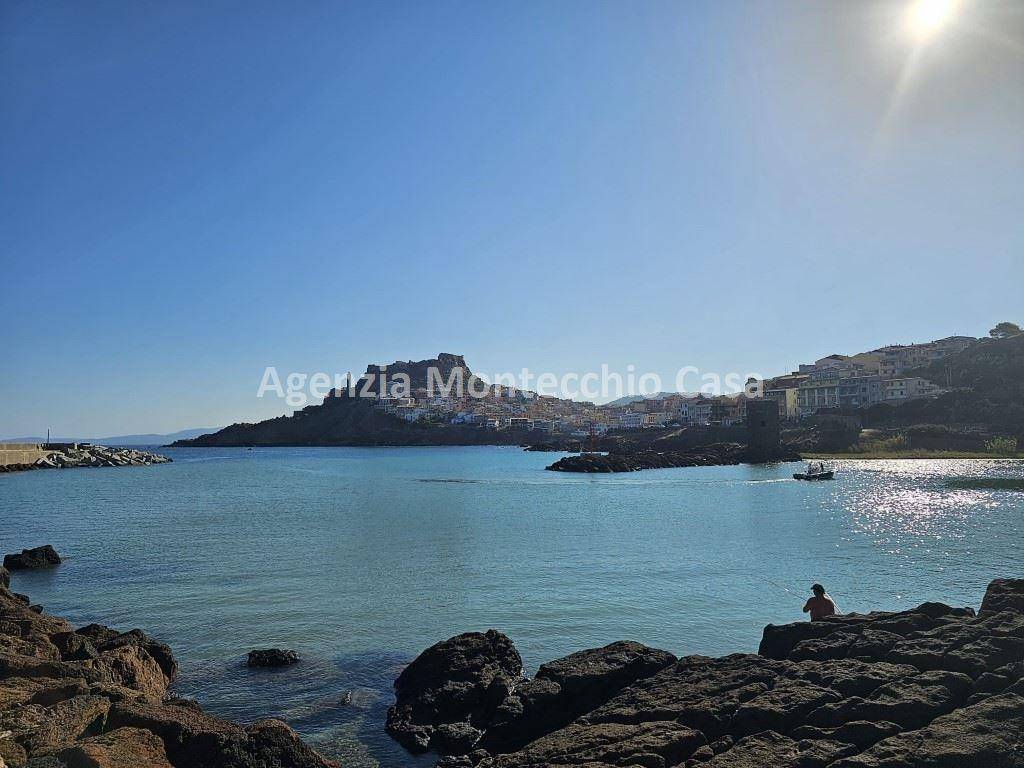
[174,324,1023,453]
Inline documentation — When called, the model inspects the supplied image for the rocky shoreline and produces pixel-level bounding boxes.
[0,445,172,474]
[0,560,335,768]
[4,554,1022,768]
[546,443,801,473]
[386,578,1024,767]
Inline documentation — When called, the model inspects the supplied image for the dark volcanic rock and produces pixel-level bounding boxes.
[979,577,1024,616]
[245,718,339,768]
[546,443,801,473]
[247,648,299,668]
[701,730,857,768]
[61,626,179,697]
[790,720,903,750]
[729,678,843,736]
[392,578,1024,767]
[546,444,748,473]
[56,725,174,768]
[0,583,336,768]
[803,669,973,730]
[4,546,62,570]
[583,653,786,739]
[106,696,336,767]
[50,632,99,662]
[0,694,111,755]
[829,693,1024,767]
[480,641,677,753]
[75,624,121,645]
[0,566,9,588]
[386,629,524,754]
[758,603,974,661]
[483,719,707,768]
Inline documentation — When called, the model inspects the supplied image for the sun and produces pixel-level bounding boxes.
[907,0,960,42]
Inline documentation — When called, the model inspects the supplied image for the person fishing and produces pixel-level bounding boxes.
[802,583,837,621]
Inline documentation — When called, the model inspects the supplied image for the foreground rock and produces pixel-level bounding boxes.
[247,648,299,668]
[3,546,62,571]
[386,630,525,754]
[56,726,173,768]
[390,579,1024,767]
[0,576,336,767]
[0,445,172,474]
[479,641,678,754]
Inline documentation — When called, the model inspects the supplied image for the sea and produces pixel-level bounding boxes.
[2,447,1022,765]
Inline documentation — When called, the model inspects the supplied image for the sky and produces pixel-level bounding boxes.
[2,0,1022,437]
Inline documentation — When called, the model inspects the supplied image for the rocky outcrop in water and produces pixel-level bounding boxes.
[389,579,1024,767]
[546,443,800,473]
[0,577,336,767]
[386,630,525,754]
[0,446,172,474]
[3,547,61,571]
[247,649,299,668]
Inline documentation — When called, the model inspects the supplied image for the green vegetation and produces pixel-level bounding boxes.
[989,321,1022,339]
[861,334,1024,431]
[986,436,1019,454]
[803,450,1024,459]
[828,430,1024,459]
[853,434,909,453]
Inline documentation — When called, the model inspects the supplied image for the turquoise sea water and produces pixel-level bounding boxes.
[2,447,1023,765]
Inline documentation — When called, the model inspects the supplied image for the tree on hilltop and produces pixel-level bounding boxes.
[989,321,1022,339]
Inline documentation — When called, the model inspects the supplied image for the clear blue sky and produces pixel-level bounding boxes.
[2,1,1021,437]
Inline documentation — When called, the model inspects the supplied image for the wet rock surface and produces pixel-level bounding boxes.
[247,648,299,668]
[389,579,1024,767]
[979,577,1024,616]
[385,629,525,754]
[3,547,61,571]
[0,573,336,767]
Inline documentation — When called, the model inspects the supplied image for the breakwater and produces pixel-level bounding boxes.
[0,444,171,474]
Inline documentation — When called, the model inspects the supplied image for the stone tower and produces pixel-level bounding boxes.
[746,398,781,460]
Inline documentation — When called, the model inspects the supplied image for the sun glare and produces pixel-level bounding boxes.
[907,0,960,41]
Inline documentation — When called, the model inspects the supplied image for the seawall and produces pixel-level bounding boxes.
[0,443,49,467]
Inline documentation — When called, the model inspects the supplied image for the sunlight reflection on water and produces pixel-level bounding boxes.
[833,459,1022,549]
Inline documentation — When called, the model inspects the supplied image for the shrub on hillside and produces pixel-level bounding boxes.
[985,436,1019,455]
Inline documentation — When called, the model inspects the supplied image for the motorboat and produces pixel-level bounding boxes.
[794,461,835,481]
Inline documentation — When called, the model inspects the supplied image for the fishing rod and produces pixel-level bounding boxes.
[757,576,798,597]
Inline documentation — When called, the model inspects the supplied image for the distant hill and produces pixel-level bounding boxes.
[174,354,527,448]
[861,334,1024,433]
[2,428,220,446]
[98,428,222,445]
[173,396,527,448]
[604,392,696,407]
[916,333,1024,393]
